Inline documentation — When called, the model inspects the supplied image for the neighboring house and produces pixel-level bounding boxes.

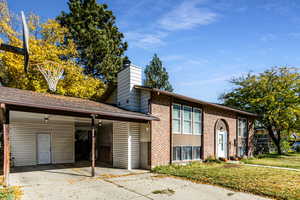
[0,63,257,185]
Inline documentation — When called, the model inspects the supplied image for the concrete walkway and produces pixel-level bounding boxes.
[10,164,270,200]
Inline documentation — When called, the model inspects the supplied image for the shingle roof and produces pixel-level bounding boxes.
[0,86,158,121]
[134,85,258,117]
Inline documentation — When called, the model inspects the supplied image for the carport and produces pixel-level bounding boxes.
[0,86,158,186]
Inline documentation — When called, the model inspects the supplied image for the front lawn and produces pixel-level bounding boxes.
[153,162,300,200]
[242,153,300,169]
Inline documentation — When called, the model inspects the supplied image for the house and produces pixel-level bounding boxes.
[0,62,256,186]
[103,63,257,167]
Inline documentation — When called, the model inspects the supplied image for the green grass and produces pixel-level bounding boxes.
[242,153,300,169]
[153,162,300,200]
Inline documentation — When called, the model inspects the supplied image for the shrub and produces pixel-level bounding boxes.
[204,156,221,163]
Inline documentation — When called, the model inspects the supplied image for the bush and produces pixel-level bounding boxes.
[204,156,221,163]
[280,140,291,153]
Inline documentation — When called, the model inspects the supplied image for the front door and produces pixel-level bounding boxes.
[217,131,227,158]
[37,134,51,164]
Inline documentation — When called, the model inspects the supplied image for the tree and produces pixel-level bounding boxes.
[57,0,128,85]
[144,54,173,92]
[0,0,105,100]
[220,67,300,154]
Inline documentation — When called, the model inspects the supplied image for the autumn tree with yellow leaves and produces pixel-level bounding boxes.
[0,0,105,100]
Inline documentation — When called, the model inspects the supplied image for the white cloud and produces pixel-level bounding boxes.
[125,31,167,49]
[158,0,218,31]
[260,33,277,42]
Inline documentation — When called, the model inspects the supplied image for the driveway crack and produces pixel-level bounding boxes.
[102,178,154,200]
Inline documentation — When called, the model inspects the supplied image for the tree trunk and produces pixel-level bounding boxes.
[267,126,282,155]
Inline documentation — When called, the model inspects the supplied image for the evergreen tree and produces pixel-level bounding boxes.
[144,54,173,92]
[57,0,128,84]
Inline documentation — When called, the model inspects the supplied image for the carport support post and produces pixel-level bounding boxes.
[91,115,96,177]
[1,103,10,187]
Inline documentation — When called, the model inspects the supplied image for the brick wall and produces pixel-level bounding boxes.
[149,94,256,165]
[150,94,171,168]
[203,105,237,159]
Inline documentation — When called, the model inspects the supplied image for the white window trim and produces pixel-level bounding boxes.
[182,105,192,134]
[192,146,201,160]
[238,118,248,138]
[193,108,202,135]
[172,103,182,134]
[172,146,181,161]
[182,146,193,161]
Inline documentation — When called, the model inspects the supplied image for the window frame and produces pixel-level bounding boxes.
[238,118,248,138]
[193,108,202,135]
[172,146,182,161]
[172,103,182,134]
[182,146,193,161]
[182,105,193,134]
[192,146,201,160]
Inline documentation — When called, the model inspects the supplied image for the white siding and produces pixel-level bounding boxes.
[10,115,75,166]
[10,123,50,166]
[117,65,142,111]
[52,124,74,164]
[140,90,150,113]
[129,123,140,169]
[113,121,129,169]
[112,121,141,169]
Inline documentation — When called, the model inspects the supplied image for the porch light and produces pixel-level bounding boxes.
[98,120,102,127]
[44,116,49,124]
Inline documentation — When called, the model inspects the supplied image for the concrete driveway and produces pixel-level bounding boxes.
[10,164,269,200]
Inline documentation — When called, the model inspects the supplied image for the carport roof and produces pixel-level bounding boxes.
[0,86,159,122]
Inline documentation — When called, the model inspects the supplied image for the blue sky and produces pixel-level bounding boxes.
[9,0,300,102]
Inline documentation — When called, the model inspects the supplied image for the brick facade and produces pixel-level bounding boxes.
[150,94,171,168]
[149,94,256,167]
[203,105,238,159]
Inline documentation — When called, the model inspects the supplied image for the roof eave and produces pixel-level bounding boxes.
[0,98,159,122]
[134,85,258,117]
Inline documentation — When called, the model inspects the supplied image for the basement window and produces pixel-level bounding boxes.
[172,146,181,161]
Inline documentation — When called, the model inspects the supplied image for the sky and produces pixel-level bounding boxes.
[9,0,300,102]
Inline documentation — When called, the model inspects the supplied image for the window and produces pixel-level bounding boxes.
[172,104,203,135]
[238,118,248,137]
[172,146,181,161]
[172,104,181,133]
[182,146,192,160]
[192,146,201,160]
[173,146,201,161]
[193,108,202,135]
[183,106,192,134]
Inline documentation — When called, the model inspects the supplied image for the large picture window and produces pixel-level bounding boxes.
[193,108,202,135]
[192,146,201,160]
[172,104,181,133]
[172,146,201,161]
[172,146,181,161]
[172,104,202,135]
[182,146,192,160]
[183,106,192,134]
[238,118,248,137]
